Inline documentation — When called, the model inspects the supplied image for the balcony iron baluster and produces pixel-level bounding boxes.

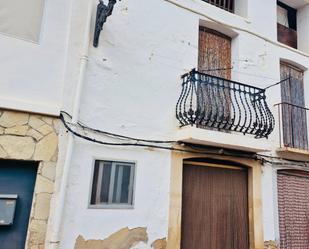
[256,94,266,137]
[250,92,259,135]
[228,82,236,130]
[264,96,275,137]
[204,75,212,127]
[221,79,230,129]
[210,77,219,128]
[182,75,192,124]
[216,78,225,129]
[197,74,206,125]
[229,82,237,130]
[233,84,242,132]
[222,80,231,130]
[239,85,248,133]
[176,78,185,125]
[244,87,253,134]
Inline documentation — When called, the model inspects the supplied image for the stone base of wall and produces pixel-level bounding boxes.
[0,110,59,249]
[264,241,279,249]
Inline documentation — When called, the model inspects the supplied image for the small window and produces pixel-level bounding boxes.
[90,160,135,208]
[277,1,297,49]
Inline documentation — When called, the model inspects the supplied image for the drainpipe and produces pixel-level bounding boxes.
[49,1,93,248]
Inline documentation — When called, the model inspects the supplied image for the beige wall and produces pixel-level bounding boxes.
[167,152,264,249]
[0,109,59,249]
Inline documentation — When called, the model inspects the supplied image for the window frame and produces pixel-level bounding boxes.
[277,1,297,31]
[88,158,137,209]
[277,1,298,49]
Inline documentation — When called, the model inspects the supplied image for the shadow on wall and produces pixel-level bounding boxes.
[74,227,167,249]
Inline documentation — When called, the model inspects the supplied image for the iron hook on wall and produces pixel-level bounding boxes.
[93,0,119,47]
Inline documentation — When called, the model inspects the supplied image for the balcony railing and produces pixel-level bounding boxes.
[275,102,309,150]
[202,0,234,13]
[176,69,275,139]
[277,23,297,49]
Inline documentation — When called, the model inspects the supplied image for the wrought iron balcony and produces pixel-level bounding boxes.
[176,69,275,138]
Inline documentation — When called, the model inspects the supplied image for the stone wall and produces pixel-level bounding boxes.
[264,241,279,249]
[0,110,59,249]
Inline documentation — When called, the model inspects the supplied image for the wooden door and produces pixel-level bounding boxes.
[280,63,308,150]
[0,160,38,249]
[181,164,249,249]
[278,170,309,249]
[198,27,232,79]
[197,27,232,129]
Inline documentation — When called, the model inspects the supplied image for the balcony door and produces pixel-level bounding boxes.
[197,27,232,129]
[280,62,308,150]
[198,26,231,79]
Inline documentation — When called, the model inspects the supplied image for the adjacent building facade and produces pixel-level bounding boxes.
[0,0,72,248]
[0,0,309,249]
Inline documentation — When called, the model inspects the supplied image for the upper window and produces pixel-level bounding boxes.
[279,62,308,150]
[202,0,235,13]
[0,0,44,42]
[90,160,135,208]
[277,1,298,49]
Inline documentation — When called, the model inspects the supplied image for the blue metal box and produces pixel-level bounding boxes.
[0,195,18,226]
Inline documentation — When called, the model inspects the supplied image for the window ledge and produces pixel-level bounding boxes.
[277,147,309,156]
[176,126,271,153]
[88,204,134,210]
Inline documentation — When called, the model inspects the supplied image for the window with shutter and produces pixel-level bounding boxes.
[280,63,308,150]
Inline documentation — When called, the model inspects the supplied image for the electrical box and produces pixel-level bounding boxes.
[0,195,18,226]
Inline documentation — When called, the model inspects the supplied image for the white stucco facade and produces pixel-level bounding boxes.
[1,0,309,248]
[50,0,309,248]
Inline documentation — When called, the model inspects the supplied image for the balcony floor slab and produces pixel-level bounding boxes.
[176,127,271,153]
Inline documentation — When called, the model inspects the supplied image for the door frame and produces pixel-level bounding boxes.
[166,152,264,249]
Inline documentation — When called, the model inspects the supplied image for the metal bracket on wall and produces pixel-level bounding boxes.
[93,0,119,47]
